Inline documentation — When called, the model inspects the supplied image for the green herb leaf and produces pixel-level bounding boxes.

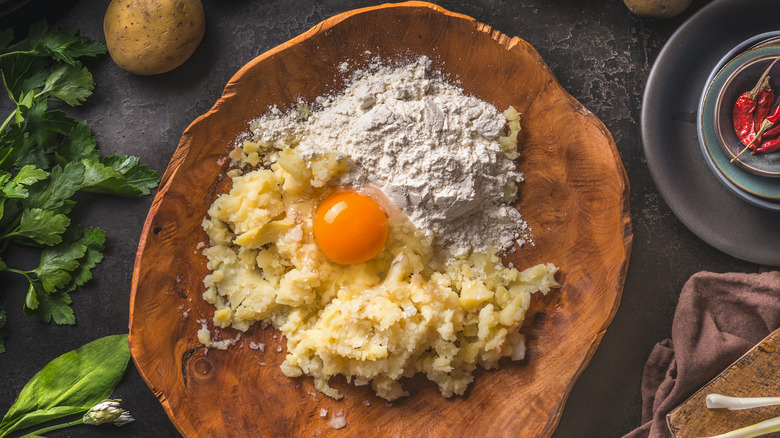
[24,162,83,214]
[11,165,47,186]
[3,21,106,65]
[63,227,104,292]
[39,63,94,106]
[23,279,43,312]
[82,155,160,197]
[0,55,49,103]
[11,207,70,246]
[25,288,74,325]
[0,20,156,351]
[1,165,48,199]
[37,26,106,65]
[22,99,76,150]
[1,124,44,170]
[56,122,97,163]
[32,232,87,292]
[0,335,130,437]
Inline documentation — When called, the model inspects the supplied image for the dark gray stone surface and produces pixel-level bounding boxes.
[0,0,763,437]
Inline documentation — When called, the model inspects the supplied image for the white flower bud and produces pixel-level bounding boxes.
[82,399,134,426]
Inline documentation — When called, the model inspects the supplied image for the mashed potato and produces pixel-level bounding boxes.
[200,108,558,400]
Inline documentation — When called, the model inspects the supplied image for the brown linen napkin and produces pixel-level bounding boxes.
[624,270,780,438]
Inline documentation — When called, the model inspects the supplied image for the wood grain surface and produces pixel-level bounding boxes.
[129,2,632,437]
[668,328,780,438]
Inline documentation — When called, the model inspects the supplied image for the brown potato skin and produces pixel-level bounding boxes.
[623,0,693,18]
[104,0,206,75]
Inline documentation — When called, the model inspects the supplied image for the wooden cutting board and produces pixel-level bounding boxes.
[668,328,780,437]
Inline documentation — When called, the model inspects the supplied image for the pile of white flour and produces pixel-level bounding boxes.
[249,56,527,257]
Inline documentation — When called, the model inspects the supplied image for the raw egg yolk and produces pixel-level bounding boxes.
[313,191,388,264]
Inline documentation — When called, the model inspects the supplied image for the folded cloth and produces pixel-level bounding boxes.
[624,270,780,438]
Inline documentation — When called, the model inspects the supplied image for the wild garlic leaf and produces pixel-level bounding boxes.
[82,155,161,197]
[0,335,129,437]
[33,234,87,293]
[24,162,84,214]
[14,208,70,246]
[39,63,94,106]
[56,122,97,163]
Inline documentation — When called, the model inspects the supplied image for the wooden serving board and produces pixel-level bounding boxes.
[129,2,632,437]
[668,328,780,438]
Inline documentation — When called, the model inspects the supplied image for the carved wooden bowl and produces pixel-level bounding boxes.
[130,2,632,436]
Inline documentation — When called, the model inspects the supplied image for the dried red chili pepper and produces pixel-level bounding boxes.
[733,76,772,146]
[759,122,780,141]
[755,136,780,154]
[753,84,775,141]
[733,103,780,161]
[753,112,780,154]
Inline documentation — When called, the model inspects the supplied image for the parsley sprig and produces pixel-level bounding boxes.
[0,21,161,353]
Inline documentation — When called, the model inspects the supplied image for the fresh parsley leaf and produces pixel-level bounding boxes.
[32,232,87,293]
[23,278,43,311]
[56,122,97,163]
[1,165,47,198]
[64,226,104,292]
[25,288,74,325]
[12,207,70,246]
[21,227,103,325]
[0,20,157,351]
[39,63,94,106]
[3,21,106,65]
[0,55,49,101]
[82,155,160,197]
[10,164,47,186]
[37,25,106,65]
[22,99,76,150]
[0,124,41,170]
[24,161,84,214]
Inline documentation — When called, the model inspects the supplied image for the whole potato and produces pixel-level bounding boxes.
[623,0,693,18]
[104,0,205,75]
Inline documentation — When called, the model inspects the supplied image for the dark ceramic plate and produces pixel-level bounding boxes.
[642,0,780,266]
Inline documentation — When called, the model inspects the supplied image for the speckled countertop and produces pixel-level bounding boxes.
[0,0,763,437]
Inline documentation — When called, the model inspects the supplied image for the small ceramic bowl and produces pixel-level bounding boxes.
[698,44,780,210]
[713,47,780,177]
